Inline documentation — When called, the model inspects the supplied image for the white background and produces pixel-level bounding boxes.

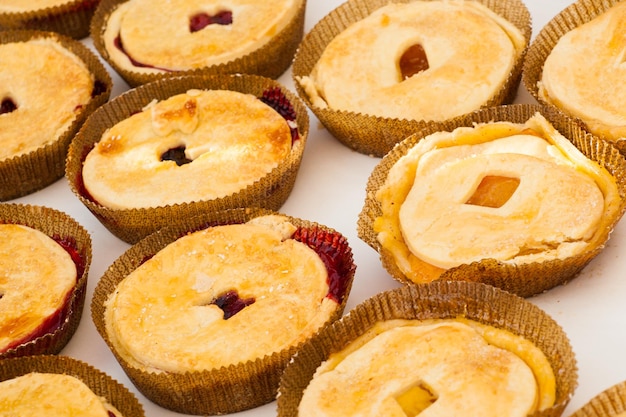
[11,0,626,415]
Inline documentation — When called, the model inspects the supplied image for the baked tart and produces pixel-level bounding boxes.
[277,281,578,417]
[0,1,100,39]
[0,30,111,201]
[0,355,145,416]
[524,0,626,155]
[0,204,91,360]
[358,104,626,297]
[569,380,626,417]
[66,74,308,244]
[293,0,531,156]
[91,208,355,414]
[91,0,306,86]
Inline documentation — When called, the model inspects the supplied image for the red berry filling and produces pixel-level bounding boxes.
[161,145,192,166]
[211,289,255,319]
[189,11,233,32]
[260,87,299,144]
[113,36,171,71]
[0,98,17,114]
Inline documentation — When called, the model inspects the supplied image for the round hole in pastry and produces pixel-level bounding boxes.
[398,43,429,81]
[0,372,124,416]
[0,97,17,114]
[189,10,233,32]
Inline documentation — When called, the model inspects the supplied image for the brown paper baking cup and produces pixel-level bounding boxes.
[0,0,100,39]
[66,73,309,244]
[91,207,356,415]
[0,355,145,416]
[292,0,531,157]
[0,30,112,201]
[357,103,626,298]
[0,203,92,360]
[570,380,626,417]
[522,0,626,156]
[277,281,578,417]
[90,0,306,87]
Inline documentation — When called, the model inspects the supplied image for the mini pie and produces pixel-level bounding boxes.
[370,111,621,286]
[101,0,303,74]
[0,37,94,161]
[81,88,295,210]
[0,224,77,354]
[0,372,124,416]
[537,1,626,144]
[297,0,526,121]
[0,0,78,12]
[298,318,556,417]
[104,214,345,373]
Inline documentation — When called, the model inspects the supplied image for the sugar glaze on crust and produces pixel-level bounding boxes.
[104,215,339,373]
[103,0,303,73]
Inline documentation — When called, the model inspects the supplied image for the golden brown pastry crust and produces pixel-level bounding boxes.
[0,38,93,161]
[297,0,525,121]
[298,318,555,417]
[81,89,293,210]
[0,372,123,416]
[0,0,75,12]
[539,1,626,143]
[0,224,77,353]
[104,215,337,373]
[374,113,620,283]
[103,0,303,73]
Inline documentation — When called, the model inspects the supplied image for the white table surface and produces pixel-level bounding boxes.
[11,0,626,415]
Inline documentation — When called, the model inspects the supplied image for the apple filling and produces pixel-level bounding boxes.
[399,44,429,81]
[465,175,520,208]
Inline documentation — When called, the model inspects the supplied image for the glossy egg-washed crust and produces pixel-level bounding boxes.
[277,281,578,417]
[66,73,309,244]
[0,204,91,360]
[0,355,145,417]
[523,0,626,157]
[91,207,355,415]
[292,0,531,157]
[358,104,626,298]
[0,30,111,201]
[0,0,101,39]
[90,0,307,86]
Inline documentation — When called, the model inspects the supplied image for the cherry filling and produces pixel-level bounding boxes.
[293,227,354,304]
[53,235,87,279]
[0,97,17,114]
[189,10,233,32]
[399,43,429,80]
[160,145,192,166]
[211,289,255,319]
[260,87,300,144]
[113,36,171,71]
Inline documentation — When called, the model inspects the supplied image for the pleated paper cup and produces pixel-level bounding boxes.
[90,0,306,87]
[523,0,626,156]
[357,104,626,297]
[91,207,356,415]
[292,0,531,157]
[0,0,100,39]
[66,73,309,244]
[0,30,111,201]
[0,355,145,416]
[569,381,626,417]
[277,281,578,417]
[0,204,92,360]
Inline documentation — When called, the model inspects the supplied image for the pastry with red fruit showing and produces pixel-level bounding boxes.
[0,0,101,39]
[0,204,91,360]
[66,74,308,244]
[91,0,306,86]
[91,208,355,415]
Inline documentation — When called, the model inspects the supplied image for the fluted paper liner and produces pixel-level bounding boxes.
[0,203,92,360]
[66,74,309,244]
[91,207,356,415]
[569,380,626,417]
[0,30,112,201]
[90,0,307,87]
[277,281,578,417]
[291,0,531,157]
[0,0,100,39]
[0,355,145,416]
[522,0,626,156]
[357,104,626,298]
